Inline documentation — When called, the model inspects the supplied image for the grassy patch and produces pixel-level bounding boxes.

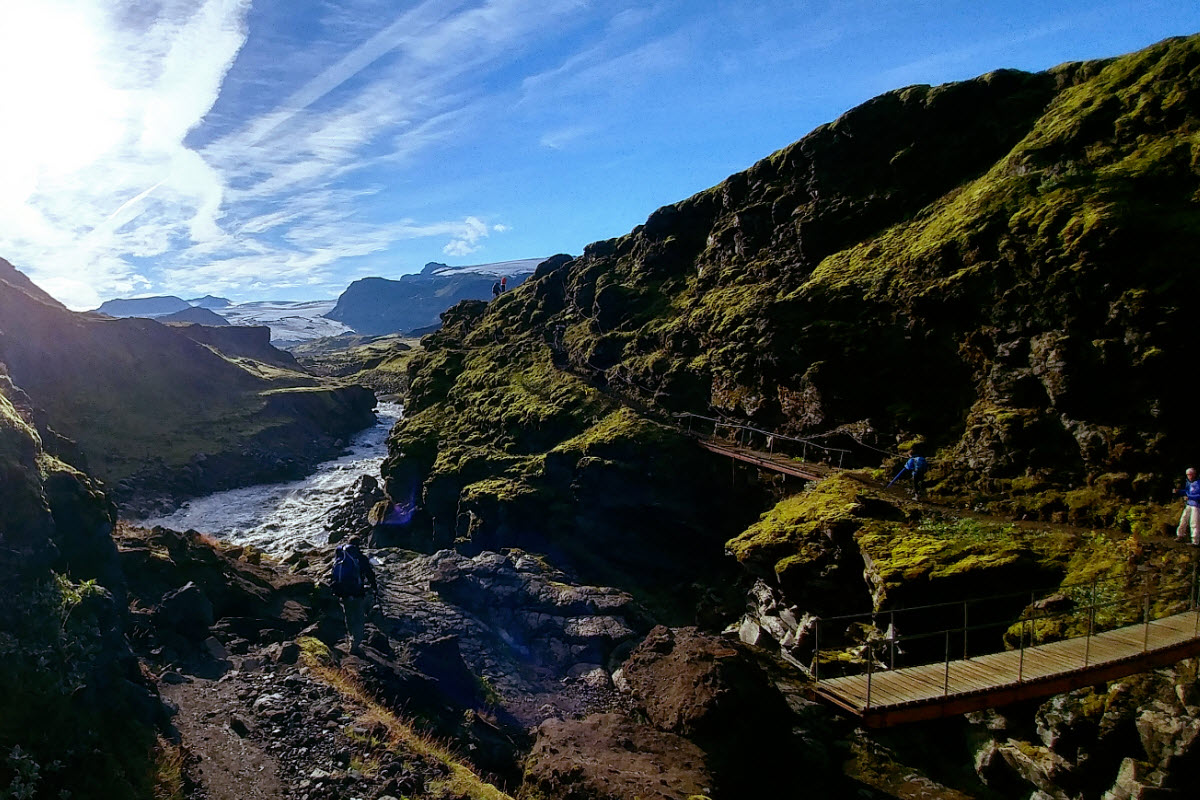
[298,639,513,800]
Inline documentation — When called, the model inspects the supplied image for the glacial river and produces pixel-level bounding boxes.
[132,402,402,556]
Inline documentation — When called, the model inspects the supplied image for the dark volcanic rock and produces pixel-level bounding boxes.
[426,549,646,670]
[622,625,790,743]
[521,713,713,800]
[155,581,216,638]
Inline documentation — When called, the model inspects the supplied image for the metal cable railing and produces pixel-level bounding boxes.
[811,562,1200,709]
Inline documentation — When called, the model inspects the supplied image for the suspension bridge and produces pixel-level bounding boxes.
[807,570,1200,727]
[675,413,1200,725]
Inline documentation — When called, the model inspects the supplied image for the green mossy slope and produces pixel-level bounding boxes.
[384,36,1200,613]
[1,376,160,799]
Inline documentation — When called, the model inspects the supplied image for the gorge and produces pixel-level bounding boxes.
[4,32,1200,800]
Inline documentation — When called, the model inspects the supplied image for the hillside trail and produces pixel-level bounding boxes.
[162,676,285,800]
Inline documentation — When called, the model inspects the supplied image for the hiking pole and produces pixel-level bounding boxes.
[885,467,908,488]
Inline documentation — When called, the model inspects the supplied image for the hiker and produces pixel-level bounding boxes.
[331,535,377,653]
[1177,467,1200,545]
[887,451,929,498]
[500,275,508,292]
[491,280,501,299]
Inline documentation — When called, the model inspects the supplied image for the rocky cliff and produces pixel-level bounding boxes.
[0,261,376,512]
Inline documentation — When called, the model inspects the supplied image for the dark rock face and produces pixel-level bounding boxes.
[966,667,1200,798]
[621,626,788,741]
[425,550,646,671]
[174,323,298,368]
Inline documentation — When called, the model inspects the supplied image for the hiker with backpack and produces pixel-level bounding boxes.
[330,535,378,653]
[887,451,930,499]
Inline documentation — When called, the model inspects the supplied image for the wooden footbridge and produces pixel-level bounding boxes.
[808,570,1200,727]
[675,412,848,481]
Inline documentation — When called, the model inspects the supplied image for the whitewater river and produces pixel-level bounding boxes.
[133,402,402,556]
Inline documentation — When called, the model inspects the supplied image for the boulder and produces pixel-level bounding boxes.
[521,713,713,800]
[155,581,214,638]
[621,626,789,743]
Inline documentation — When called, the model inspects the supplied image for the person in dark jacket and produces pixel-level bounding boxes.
[491,281,501,299]
[1177,468,1200,545]
[332,535,377,653]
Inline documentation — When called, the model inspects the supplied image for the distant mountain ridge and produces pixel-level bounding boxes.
[326,257,548,335]
[95,295,192,317]
[91,257,548,341]
[160,306,230,325]
[188,295,233,309]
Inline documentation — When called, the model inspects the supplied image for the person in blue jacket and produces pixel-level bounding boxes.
[1177,467,1200,545]
[905,452,929,498]
[887,451,929,498]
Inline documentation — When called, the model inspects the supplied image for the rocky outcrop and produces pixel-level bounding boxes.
[385,37,1200,604]
[173,323,297,367]
[422,549,647,674]
[965,666,1200,798]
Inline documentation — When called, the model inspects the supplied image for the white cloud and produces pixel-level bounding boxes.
[0,0,251,308]
[0,0,593,307]
[442,216,491,256]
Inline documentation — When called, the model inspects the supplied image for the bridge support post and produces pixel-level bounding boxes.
[1018,614,1027,683]
[813,619,820,683]
[963,601,969,661]
[1144,591,1151,652]
[943,631,951,696]
[890,611,896,670]
[866,644,873,710]
[1085,577,1097,667]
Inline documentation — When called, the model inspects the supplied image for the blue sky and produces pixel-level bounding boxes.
[1,1,1197,309]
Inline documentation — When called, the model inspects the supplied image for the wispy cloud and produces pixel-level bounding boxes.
[0,0,592,307]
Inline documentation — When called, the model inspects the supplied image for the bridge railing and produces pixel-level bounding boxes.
[673,412,852,468]
[811,563,1200,708]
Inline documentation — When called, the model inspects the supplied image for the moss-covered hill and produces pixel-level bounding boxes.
[0,373,164,798]
[0,259,376,510]
[289,333,423,398]
[381,35,1200,609]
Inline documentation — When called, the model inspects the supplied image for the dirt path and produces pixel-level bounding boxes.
[162,676,285,800]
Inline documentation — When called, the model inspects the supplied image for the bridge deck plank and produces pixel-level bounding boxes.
[814,610,1200,725]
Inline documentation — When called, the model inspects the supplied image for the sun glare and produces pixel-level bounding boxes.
[0,2,126,202]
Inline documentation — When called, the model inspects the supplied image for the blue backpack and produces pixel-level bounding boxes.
[331,544,363,597]
[908,456,928,474]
